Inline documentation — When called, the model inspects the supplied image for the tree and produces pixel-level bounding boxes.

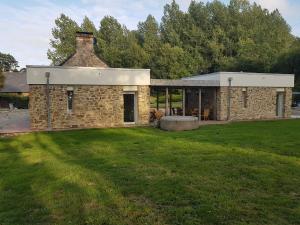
[137,15,161,73]
[47,14,80,65]
[273,39,300,90]
[97,16,126,67]
[0,52,18,72]
[81,16,97,34]
[152,43,194,79]
[47,0,297,81]
[160,0,186,47]
[121,30,147,68]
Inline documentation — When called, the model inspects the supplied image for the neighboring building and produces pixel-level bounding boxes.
[0,71,29,108]
[0,71,28,94]
[27,32,295,131]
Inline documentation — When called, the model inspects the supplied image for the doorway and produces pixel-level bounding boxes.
[123,93,136,123]
[276,92,285,118]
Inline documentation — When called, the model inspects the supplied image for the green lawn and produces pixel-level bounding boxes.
[0,120,300,225]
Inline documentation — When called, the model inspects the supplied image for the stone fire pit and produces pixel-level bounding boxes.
[160,116,199,131]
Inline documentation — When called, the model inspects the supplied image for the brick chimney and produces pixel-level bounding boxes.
[61,32,108,67]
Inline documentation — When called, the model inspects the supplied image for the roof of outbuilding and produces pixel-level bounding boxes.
[0,72,29,93]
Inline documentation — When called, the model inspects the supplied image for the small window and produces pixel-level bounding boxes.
[242,89,247,108]
[67,90,74,111]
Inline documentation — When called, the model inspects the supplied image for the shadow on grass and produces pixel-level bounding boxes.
[0,139,52,224]
[1,120,300,225]
[40,125,300,225]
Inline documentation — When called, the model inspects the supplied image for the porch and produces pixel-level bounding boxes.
[150,79,219,121]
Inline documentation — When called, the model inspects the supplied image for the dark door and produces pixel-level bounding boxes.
[124,94,135,122]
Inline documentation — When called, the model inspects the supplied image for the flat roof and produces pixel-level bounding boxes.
[181,71,294,87]
[150,79,219,87]
[0,72,29,93]
[26,66,150,86]
[26,65,150,72]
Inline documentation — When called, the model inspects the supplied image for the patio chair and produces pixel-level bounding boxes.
[202,108,210,120]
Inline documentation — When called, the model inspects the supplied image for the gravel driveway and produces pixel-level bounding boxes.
[0,110,30,133]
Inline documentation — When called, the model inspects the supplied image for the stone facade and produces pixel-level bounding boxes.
[216,87,292,121]
[29,85,150,130]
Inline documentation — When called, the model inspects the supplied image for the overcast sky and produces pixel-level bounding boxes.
[1,0,300,68]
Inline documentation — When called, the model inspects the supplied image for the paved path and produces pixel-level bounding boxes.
[0,110,30,133]
[0,108,299,134]
[292,107,300,118]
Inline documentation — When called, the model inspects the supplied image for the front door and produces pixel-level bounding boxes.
[276,92,285,118]
[123,93,135,123]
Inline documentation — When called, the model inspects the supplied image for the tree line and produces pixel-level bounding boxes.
[0,52,19,88]
[48,0,299,89]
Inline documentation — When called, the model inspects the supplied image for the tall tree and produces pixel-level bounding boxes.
[137,15,161,74]
[160,0,185,47]
[97,16,126,67]
[273,39,300,90]
[47,14,80,65]
[47,0,297,81]
[81,16,97,34]
[0,52,18,72]
[121,29,147,68]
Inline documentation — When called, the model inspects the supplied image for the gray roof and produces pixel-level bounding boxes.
[150,79,219,87]
[0,72,29,93]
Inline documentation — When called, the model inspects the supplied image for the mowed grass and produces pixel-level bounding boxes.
[0,120,300,225]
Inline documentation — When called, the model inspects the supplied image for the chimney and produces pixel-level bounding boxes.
[61,31,108,67]
[75,32,94,54]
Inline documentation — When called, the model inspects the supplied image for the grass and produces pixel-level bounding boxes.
[0,120,300,225]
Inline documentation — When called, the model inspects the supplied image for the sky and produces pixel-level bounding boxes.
[1,0,300,68]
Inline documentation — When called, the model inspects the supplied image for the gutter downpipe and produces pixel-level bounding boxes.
[227,77,233,121]
[45,72,52,131]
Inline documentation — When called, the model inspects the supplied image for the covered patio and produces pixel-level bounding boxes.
[150,79,219,121]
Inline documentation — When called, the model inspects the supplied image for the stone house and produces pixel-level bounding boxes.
[27,32,294,130]
[27,32,150,130]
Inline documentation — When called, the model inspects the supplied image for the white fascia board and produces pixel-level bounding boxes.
[26,66,150,85]
[219,72,294,87]
[183,72,294,87]
[182,72,221,81]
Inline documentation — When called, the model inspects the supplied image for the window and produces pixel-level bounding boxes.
[242,88,247,108]
[67,90,74,111]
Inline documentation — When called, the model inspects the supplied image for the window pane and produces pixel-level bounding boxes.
[67,91,73,111]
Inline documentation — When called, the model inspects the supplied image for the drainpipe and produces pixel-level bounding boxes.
[227,77,233,121]
[45,72,52,130]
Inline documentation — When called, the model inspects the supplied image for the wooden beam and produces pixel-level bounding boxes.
[213,88,217,120]
[170,91,172,115]
[165,87,169,116]
[156,89,159,111]
[182,88,186,116]
[198,88,202,121]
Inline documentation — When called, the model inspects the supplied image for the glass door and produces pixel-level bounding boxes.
[123,93,135,123]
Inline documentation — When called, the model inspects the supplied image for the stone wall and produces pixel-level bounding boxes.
[137,86,150,125]
[216,87,293,121]
[29,85,150,130]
